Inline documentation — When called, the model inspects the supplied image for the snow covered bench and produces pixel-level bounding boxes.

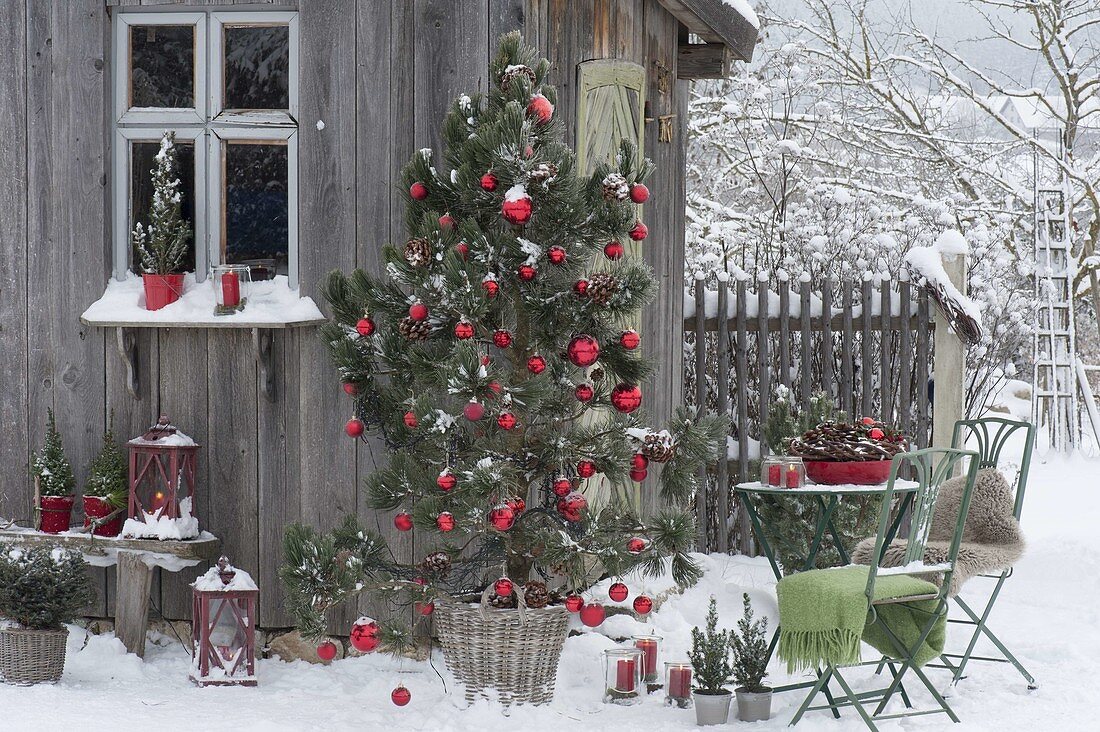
[0,526,221,658]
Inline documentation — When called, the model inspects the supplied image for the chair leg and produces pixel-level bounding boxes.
[831,668,880,732]
[952,590,1037,688]
[910,661,961,723]
[820,670,842,719]
[789,666,834,727]
[886,662,913,709]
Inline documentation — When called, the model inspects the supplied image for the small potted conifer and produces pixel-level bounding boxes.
[731,593,772,721]
[33,409,76,534]
[134,131,191,310]
[0,544,93,684]
[83,419,128,537]
[689,597,733,725]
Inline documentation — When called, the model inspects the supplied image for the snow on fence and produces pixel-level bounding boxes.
[685,274,935,553]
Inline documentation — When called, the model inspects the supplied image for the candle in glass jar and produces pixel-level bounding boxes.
[669,666,691,697]
[786,464,800,488]
[616,658,636,692]
[635,638,658,680]
[222,270,241,307]
[768,464,781,486]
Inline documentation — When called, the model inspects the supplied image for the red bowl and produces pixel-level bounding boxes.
[804,460,892,485]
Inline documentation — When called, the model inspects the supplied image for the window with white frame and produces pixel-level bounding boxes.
[112,11,299,286]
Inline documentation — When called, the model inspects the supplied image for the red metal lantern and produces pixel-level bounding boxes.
[123,415,200,540]
[190,556,258,687]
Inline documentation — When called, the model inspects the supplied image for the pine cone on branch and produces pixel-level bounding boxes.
[523,580,550,608]
[529,162,558,185]
[641,432,676,463]
[403,237,432,267]
[500,64,536,93]
[418,551,452,578]
[399,317,432,341]
[601,173,630,201]
[587,272,618,306]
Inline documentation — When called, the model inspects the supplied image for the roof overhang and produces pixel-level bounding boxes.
[658,0,759,78]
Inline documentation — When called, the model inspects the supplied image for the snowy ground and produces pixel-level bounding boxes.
[3,448,1097,731]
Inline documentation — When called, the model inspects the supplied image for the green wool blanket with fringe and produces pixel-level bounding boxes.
[776,565,945,673]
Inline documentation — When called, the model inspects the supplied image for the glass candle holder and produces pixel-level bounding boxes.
[633,633,663,689]
[212,264,251,315]
[665,662,693,708]
[782,456,806,488]
[603,647,644,705]
[761,456,805,488]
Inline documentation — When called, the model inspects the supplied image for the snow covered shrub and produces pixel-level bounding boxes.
[33,409,75,498]
[0,545,93,630]
[730,593,769,694]
[689,596,733,694]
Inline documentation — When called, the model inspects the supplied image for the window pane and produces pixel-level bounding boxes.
[224,141,288,277]
[130,25,195,109]
[130,140,196,272]
[223,25,290,111]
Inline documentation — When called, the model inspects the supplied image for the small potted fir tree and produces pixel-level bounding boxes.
[33,409,76,534]
[731,593,772,721]
[134,131,191,310]
[0,545,93,684]
[83,420,128,537]
[689,597,733,725]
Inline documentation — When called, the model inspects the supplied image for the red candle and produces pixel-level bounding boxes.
[786,465,800,488]
[669,667,691,698]
[767,464,781,486]
[635,638,658,679]
[222,271,240,307]
[617,658,636,692]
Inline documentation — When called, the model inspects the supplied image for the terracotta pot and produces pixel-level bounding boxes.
[142,273,185,311]
[38,495,74,534]
[82,495,122,537]
[804,459,892,485]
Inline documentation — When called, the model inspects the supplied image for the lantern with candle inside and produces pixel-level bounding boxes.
[782,457,805,488]
[603,647,644,705]
[121,415,200,540]
[665,662,693,708]
[633,633,663,691]
[759,456,804,488]
[212,264,251,316]
[190,556,258,687]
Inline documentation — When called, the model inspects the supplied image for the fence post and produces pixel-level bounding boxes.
[932,250,967,450]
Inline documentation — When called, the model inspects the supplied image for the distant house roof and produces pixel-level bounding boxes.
[658,0,760,63]
[991,94,1100,132]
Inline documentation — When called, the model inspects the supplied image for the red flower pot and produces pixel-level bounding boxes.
[142,273,185,311]
[83,495,122,537]
[804,460,892,486]
[39,495,74,534]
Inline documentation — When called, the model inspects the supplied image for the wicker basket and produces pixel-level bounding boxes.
[435,588,570,706]
[0,626,68,685]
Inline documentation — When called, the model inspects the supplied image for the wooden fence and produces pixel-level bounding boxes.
[685,273,936,553]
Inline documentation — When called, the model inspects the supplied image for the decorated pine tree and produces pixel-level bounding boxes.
[33,409,75,498]
[134,131,191,275]
[282,33,723,642]
[85,418,128,508]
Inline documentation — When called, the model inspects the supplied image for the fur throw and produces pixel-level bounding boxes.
[851,468,1025,596]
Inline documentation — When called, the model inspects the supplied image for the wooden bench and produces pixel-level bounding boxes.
[0,527,222,658]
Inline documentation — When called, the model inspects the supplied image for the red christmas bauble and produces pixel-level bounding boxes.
[573,280,589,296]
[356,317,375,337]
[480,171,497,191]
[604,240,625,260]
[481,355,491,366]
[506,496,526,514]
[574,384,594,403]
[454,321,474,339]
[439,213,456,230]
[862,416,876,425]
[436,512,455,532]
[611,383,642,413]
[316,641,338,661]
[343,382,358,396]
[409,302,429,321]
[869,428,885,440]
[567,335,600,367]
[517,264,537,282]
[631,453,649,471]
[524,145,535,158]
[502,194,533,225]
[494,578,514,597]
[345,417,365,438]
[410,182,428,200]
[394,512,413,532]
[493,329,512,348]
[548,246,566,265]
[609,582,629,602]
[487,380,502,395]
[455,241,469,260]
[562,491,587,512]
[620,329,641,350]
[633,595,653,615]
[629,221,648,241]
[482,279,500,298]
[463,401,485,421]
[350,618,381,653]
[629,183,650,203]
[559,506,582,523]
[391,685,412,706]
[489,504,516,531]
[413,577,427,586]
[436,471,456,491]
[576,460,596,478]
[565,594,585,613]
[552,479,572,497]
[403,411,419,429]
[579,602,606,627]
[629,468,648,482]
[527,355,547,374]
[497,412,517,430]
[416,601,434,616]
[526,94,554,124]
[627,537,646,554]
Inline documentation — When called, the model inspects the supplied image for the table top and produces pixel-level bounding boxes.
[734,479,919,496]
[0,526,222,570]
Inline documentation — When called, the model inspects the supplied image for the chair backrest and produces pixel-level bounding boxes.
[864,447,980,604]
[951,417,1035,520]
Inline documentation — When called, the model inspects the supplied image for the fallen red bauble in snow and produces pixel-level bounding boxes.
[316,641,338,661]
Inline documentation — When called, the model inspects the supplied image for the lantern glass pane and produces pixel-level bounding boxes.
[209,598,247,664]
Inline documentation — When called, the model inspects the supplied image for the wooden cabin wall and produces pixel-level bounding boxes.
[0,0,688,630]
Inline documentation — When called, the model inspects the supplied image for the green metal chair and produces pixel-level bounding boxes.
[789,447,980,730]
[931,416,1037,689]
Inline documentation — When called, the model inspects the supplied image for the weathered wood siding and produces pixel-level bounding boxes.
[0,0,690,629]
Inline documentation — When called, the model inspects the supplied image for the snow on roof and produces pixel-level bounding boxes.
[128,431,197,448]
[722,0,758,29]
[192,562,259,592]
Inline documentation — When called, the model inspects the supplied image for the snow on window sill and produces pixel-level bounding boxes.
[80,272,325,329]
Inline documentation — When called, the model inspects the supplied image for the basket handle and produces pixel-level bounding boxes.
[478,583,528,626]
